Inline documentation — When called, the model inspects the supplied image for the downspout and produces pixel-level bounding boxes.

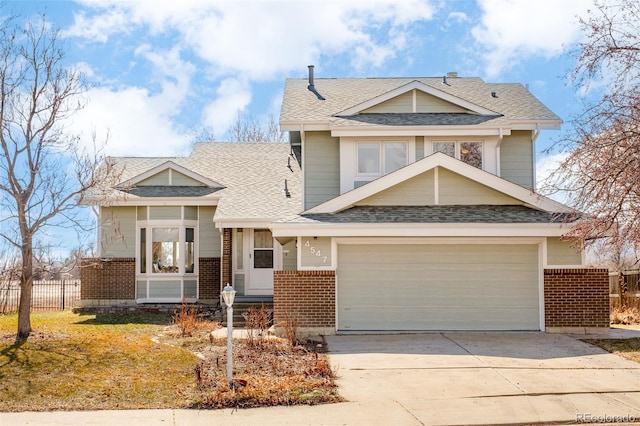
[496,128,504,177]
[532,125,540,191]
[300,123,306,211]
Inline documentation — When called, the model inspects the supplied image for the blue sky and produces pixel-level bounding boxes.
[1,0,601,257]
[4,0,596,167]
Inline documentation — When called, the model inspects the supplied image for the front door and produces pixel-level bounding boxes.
[247,229,274,295]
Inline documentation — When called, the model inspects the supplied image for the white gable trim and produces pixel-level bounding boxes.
[304,152,573,214]
[270,222,570,238]
[335,81,499,117]
[118,161,223,188]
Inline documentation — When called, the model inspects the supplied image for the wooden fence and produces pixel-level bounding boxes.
[0,280,81,314]
[609,271,640,309]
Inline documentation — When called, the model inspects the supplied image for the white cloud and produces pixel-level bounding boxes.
[536,151,570,202]
[471,0,591,77]
[68,0,435,79]
[201,78,252,137]
[70,86,190,157]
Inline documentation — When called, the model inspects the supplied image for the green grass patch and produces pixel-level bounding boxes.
[583,337,640,363]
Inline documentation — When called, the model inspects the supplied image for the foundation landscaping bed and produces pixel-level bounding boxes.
[0,309,341,411]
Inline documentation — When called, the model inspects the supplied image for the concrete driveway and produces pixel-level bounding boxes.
[325,332,640,425]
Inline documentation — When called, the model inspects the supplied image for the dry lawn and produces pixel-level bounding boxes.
[0,310,341,412]
[583,338,640,363]
[160,327,341,409]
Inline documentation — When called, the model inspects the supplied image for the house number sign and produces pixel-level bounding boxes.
[302,237,330,267]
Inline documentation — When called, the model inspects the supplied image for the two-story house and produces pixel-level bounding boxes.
[80,68,610,334]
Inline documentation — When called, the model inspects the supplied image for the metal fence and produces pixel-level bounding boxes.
[609,271,640,309]
[0,279,81,314]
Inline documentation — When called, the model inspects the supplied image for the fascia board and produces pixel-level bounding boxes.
[270,222,570,238]
[280,121,330,131]
[213,219,274,229]
[118,160,223,188]
[304,152,574,214]
[99,196,220,207]
[330,127,507,137]
[335,80,499,116]
[510,120,562,130]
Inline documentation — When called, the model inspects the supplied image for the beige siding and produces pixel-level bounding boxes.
[149,206,181,220]
[199,206,221,257]
[500,130,534,189]
[338,243,540,331]
[415,136,425,160]
[363,91,413,113]
[139,169,170,186]
[100,206,136,257]
[357,170,435,206]
[415,90,467,113]
[304,131,340,210]
[282,239,297,270]
[172,170,204,186]
[361,90,468,113]
[547,237,582,265]
[438,168,521,205]
[300,237,331,268]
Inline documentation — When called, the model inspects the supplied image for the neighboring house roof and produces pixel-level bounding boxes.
[280,77,561,131]
[88,142,302,224]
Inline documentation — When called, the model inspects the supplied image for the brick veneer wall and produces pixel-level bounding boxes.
[273,270,335,328]
[199,257,221,300]
[544,268,609,329]
[222,228,232,287]
[81,258,135,300]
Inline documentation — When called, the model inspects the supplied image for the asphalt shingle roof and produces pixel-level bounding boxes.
[280,77,561,125]
[122,186,222,198]
[107,142,302,221]
[282,205,577,224]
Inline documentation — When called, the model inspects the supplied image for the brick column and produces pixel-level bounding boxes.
[199,257,221,301]
[221,228,232,288]
[274,270,335,336]
[544,268,609,332]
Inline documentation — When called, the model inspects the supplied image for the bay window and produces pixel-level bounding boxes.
[136,206,199,301]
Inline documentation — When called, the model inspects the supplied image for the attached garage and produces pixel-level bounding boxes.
[337,243,541,331]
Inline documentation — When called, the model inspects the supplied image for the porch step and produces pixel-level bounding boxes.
[221,301,274,328]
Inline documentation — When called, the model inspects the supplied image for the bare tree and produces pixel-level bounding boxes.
[543,0,640,257]
[224,113,286,142]
[0,16,119,341]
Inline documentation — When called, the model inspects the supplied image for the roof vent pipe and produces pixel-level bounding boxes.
[307,65,325,101]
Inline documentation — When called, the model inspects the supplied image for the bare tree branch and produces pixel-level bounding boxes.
[0,15,121,341]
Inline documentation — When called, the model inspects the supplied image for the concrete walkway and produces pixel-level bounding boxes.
[2,327,640,425]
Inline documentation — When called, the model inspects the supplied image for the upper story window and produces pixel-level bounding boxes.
[357,141,408,176]
[433,141,483,169]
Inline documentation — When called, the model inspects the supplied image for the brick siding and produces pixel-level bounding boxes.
[222,228,232,287]
[199,257,221,300]
[81,257,221,303]
[81,258,136,300]
[544,268,609,328]
[273,270,335,328]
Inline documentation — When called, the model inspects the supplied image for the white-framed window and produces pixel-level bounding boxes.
[433,140,483,169]
[357,141,408,177]
[136,206,199,301]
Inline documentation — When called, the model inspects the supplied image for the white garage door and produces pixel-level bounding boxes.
[337,244,540,331]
